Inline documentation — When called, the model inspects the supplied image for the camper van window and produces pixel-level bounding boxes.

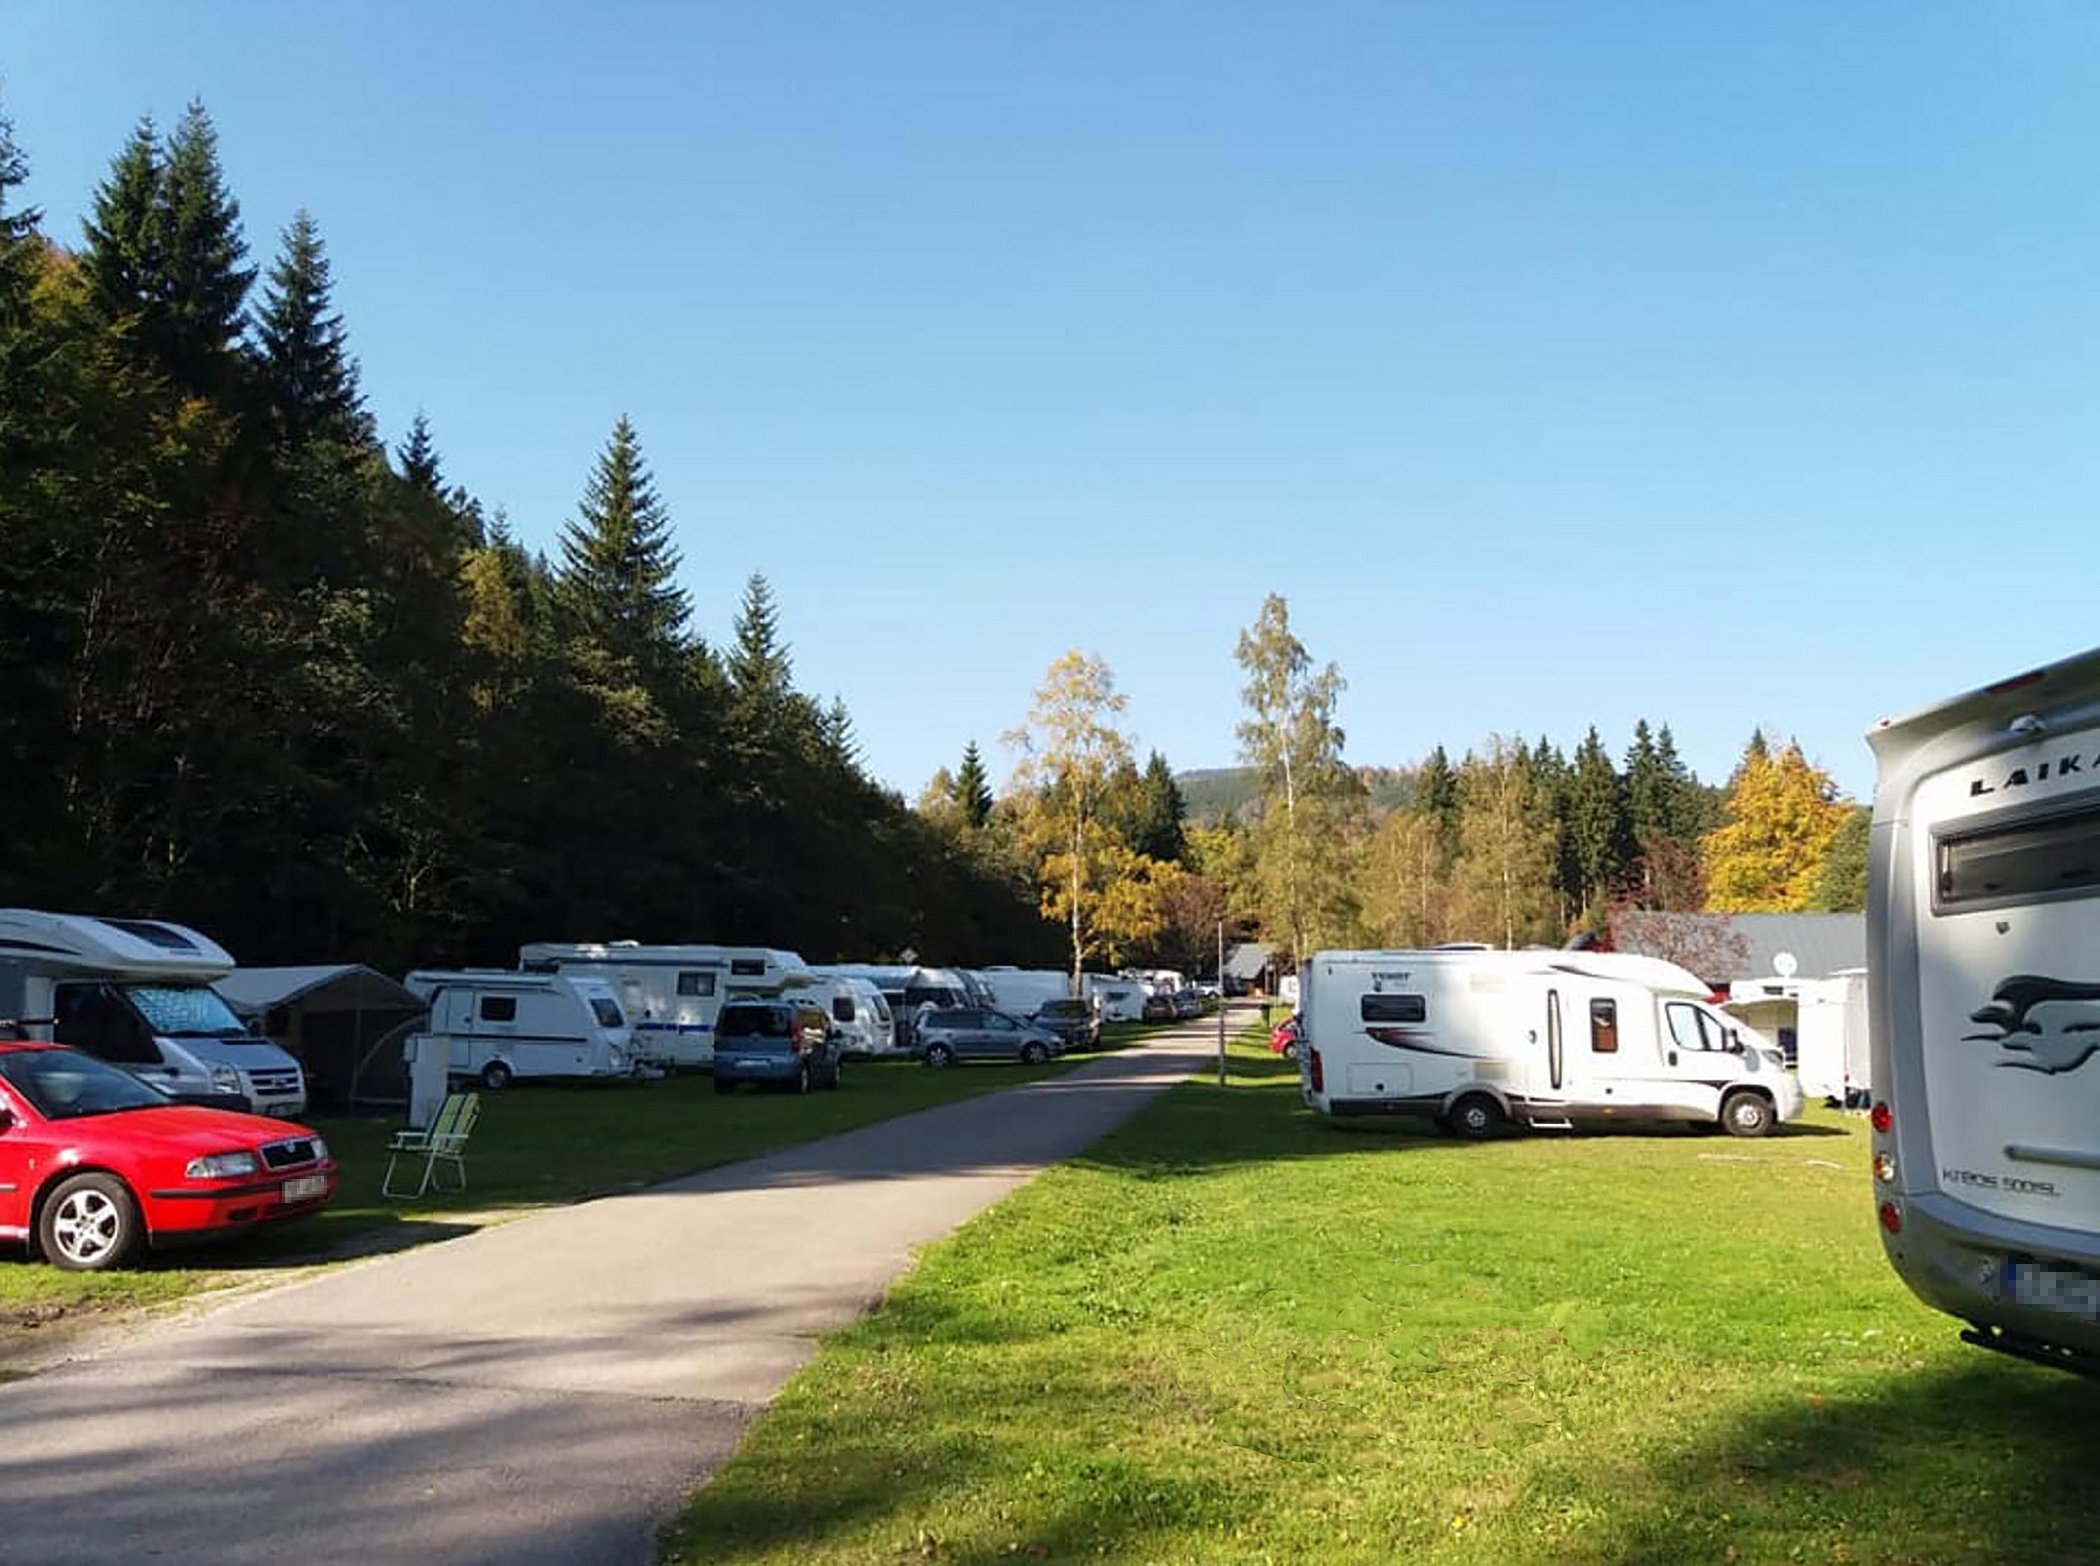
[480,996,518,1023]
[1936,802,2100,909]
[676,971,717,998]
[126,984,246,1039]
[730,958,767,977]
[1589,998,1619,1053]
[1360,994,1427,1024]
[1666,1003,1717,1053]
[590,997,625,1029]
[54,984,157,1065]
[832,996,855,1023]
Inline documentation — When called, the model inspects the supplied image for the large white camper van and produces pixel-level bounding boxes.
[1083,974,1146,1023]
[1300,947,1801,1138]
[518,943,816,1067]
[980,968,1072,1020]
[404,970,635,1088]
[0,910,308,1116]
[1867,645,2100,1372]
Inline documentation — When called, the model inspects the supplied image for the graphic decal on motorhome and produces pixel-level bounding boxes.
[1361,1026,1490,1059]
[1963,976,2100,1074]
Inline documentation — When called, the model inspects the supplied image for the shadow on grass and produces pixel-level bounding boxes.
[1568,1357,2100,1565]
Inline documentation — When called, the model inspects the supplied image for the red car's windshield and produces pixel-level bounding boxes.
[0,1049,169,1120]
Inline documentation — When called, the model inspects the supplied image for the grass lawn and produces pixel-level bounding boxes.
[662,1026,2100,1566]
[0,1043,1128,1352]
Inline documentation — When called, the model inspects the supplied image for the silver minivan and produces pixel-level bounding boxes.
[914,1008,1064,1067]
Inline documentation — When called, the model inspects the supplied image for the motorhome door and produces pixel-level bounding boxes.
[1546,989,1565,1092]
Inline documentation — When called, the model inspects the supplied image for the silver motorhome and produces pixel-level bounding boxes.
[518,942,816,1067]
[0,909,307,1116]
[1868,645,2100,1371]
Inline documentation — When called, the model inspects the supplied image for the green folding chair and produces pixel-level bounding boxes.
[382,1092,481,1199]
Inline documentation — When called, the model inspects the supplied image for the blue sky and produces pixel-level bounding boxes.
[10,2,2100,803]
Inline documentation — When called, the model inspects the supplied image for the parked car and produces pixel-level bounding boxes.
[0,1042,337,1271]
[1141,993,1176,1022]
[712,998,842,1094]
[915,1009,1063,1067]
[1270,1014,1302,1059]
[1032,998,1101,1052]
[1170,988,1203,1020]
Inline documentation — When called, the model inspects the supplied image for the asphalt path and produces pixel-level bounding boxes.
[0,1019,1223,1565]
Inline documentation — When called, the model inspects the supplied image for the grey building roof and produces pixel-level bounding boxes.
[1610,913,1865,984]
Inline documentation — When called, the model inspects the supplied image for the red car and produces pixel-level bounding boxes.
[1270,1014,1302,1059]
[0,1042,338,1271]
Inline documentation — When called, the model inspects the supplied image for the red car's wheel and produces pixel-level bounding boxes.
[39,1172,142,1272]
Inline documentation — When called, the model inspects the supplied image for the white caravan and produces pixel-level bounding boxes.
[824,964,977,1046]
[0,910,307,1116]
[1084,974,1147,1023]
[810,975,900,1057]
[517,942,816,1067]
[1299,947,1801,1138]
[404,970,635,1088]
[980,968,1072,1020]
[1793,971,1870,1104]
[1867,644,2100,1372]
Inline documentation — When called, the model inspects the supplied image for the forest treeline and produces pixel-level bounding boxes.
[0,99,1059,972]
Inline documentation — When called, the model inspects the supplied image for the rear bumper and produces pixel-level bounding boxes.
[714,1056,804,1082]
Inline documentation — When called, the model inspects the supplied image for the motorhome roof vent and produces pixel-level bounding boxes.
[95,918,198,953]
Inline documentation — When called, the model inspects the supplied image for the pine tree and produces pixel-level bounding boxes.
[397,411,443,494]
[1418,744,1460,866]
[1808,806,1871,913]
[81,117,163,325]
[0,89,37,247]
[255,209,367,445]
[1131,750,1188,863]
[953,740,994,830]
[728,572,793,708]
[152,101,254,393]
[557,416,690,674]
[1566,726,1630,914]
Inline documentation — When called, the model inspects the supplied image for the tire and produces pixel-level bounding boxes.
[923,1043,954,1069]
[713,1075,735,1095]
[1282,1040,1300,1061]
[480,1059,514,1091]
[39,1173,141,1273]
[795,1062,812,1095]
[1721,1090,1774,1138]
[1020,1042,1048,1065]
[826,1057,843,1090]
[1448,1093,1506,1141]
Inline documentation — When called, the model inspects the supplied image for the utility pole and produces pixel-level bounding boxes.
[1216,920,1227,1086]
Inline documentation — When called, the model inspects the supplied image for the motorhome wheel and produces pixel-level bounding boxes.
[1720,1090,1774,1138]
[39,1173,141,1272]
[480,1059,514,1091]
[1449,1093,1505,1140]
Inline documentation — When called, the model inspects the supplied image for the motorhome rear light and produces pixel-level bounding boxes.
[1874,1152,1897,1183]
[1879,1201,1903,1235]
[1308,1048,1324,1094]
[1871,1101,1893,1134]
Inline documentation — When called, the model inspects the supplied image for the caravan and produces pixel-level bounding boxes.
[1793,972,1870,1104]
[0,910,307,1117]
[403,970,635,1088]
[810,975,900,1057]
[1300,947,1801,1138]
[1867,644,2100,1371]
[518,943,816,1067]
[1083,973,1147,1023]
[979,968,1072,1020]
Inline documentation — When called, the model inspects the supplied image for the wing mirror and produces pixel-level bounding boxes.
[0,1107,13,1131]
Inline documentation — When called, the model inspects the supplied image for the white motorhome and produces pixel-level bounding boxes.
[1867,644,2100,1372]
[980,968,1072,1020]
[809,975,900,1057]
[825,964,977,1047]
[403,970,635,1088]
[517,942,816,1067]
[0,910,307,1116]
[1299,947,1801,1138]
[1792,971,1870,1104]
[1084,973,1146,1023]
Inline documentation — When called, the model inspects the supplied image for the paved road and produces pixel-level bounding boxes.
[0,1022,1221,1565]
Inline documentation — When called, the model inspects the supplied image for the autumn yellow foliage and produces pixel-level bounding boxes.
[1702,738,1848,912]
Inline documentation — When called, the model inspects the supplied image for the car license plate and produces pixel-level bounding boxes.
[2006,1259,2100,1322]
[282,1175,327,1203]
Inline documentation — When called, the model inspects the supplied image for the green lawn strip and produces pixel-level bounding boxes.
[662,1030,2100,1566]
[0,1048,1124,1338]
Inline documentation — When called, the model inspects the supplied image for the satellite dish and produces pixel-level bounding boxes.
[898,947,919,966]
[1773,951,1798,979]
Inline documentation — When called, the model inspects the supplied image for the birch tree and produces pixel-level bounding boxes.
[1449,737,1561,948]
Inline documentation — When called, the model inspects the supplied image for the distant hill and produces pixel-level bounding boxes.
[1178,766,1418,825]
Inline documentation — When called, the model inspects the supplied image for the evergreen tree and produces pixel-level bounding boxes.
[953,740,994,830]
[80,117,163,326]
[728,572,793,709]
[823,696,862,769]
[1131,750,1188,864]
[397,411,443,494]
[1566,726,1630,915]
[557,415,690,675]
[1808,805,1871,913]
[1418,744,1460,865]
[0,89,37,247]
[151,101,254,394]
[1624,720,1667,845]
[255,209,367,444]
